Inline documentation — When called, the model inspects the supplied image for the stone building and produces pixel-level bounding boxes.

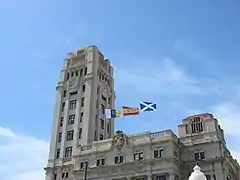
[45,46,239,180]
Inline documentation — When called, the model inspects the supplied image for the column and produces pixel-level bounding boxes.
[48,87,62,162]
[169,174,175,180]
[147,175,152,180]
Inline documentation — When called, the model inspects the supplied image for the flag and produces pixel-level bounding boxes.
[105,109,121,118]
[122,106,140,116]
[140,102,156,112]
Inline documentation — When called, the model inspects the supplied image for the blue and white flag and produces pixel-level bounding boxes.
[105,109,121,118]
[140,102,156,112]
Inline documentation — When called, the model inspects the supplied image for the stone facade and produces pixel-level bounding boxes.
[44,46,239,180]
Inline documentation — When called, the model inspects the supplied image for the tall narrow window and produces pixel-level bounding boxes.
[63,90,67,97]
[66,130,74,141]
[69,100,77,110]
[82,85,85,92]
[80,69,83,76]
[75,71,79,76]
[71,72,74,77]
[56,149,60,159]
[81,97,84,107]
[100,119,104,129]
[79,128,82,139]
[60,117,64,127]
[58,133,62,143]
[61,102,65,112]
[80,112,83,122]
[107,123,110,133]
[101,104,105,114]
[67,73,70,80]
[84,67,87,75]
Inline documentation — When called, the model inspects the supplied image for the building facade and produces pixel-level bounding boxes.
[45,46,239,180]
[45,45,115,180]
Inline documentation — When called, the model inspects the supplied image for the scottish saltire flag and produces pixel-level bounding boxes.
[105,109,121,119]
[140,102,156,112]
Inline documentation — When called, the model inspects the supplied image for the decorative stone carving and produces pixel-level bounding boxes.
[68,77,79,93]
[112,130,125,150]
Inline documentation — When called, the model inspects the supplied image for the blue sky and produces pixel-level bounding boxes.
[0,0,240,180]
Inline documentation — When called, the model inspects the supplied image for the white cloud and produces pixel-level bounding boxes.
[115,58,207,95]
[0,126,49,180]
[211,102,240,137]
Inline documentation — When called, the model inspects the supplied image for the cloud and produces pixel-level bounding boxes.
[211,102,240,137]
[115,58,208,96]
[0,126,49,180]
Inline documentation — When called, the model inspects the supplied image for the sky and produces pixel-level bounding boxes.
[0,0,240,179]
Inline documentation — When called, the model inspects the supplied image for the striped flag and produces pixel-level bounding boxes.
[105,109,121,119]
[122,106,140,116]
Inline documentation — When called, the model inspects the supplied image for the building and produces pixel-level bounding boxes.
[45,46,240,180]
[45,45,115,180]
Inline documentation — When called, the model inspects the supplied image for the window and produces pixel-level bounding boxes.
[80,112,83,122]
[206,175,211,180]
[84,67,87,75]
[70,91,77,95]
[80,161,88,169]
[102,95,106,101]
[60,117,64,127]
[69,100,77,110]
[54,174,57,180]
[191,117,203,133]
[79,128,82,139]
[71,71,74,77]
[194,151,205,160]
[97,86,100,94]
[156,175,166,180]
[97,158,105,166]
[68,115,75,125]
[108,97,111,104]
[56,149,60,159]
[154,149,164,158]
[61,102,65,112]
[82,85,85,92]
[99,134,103,140]
[66,130,74,141]
[100,119,104,129]
[75,71,79,76]
[101,104,105,114]
[107,123,110,133]
[58,133,62,143]
[94,131,97,141]
[62,172,69,179]
[65,147,72,157]
[81,97,84,107]
[80,69,83,76]
[63,90,67,97]
[114,155,123,164]
[67,73,70,80]
[134,151,144,161]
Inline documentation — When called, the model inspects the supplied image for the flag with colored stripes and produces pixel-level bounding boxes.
[122,106,140,116]
[105,109,121,119]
